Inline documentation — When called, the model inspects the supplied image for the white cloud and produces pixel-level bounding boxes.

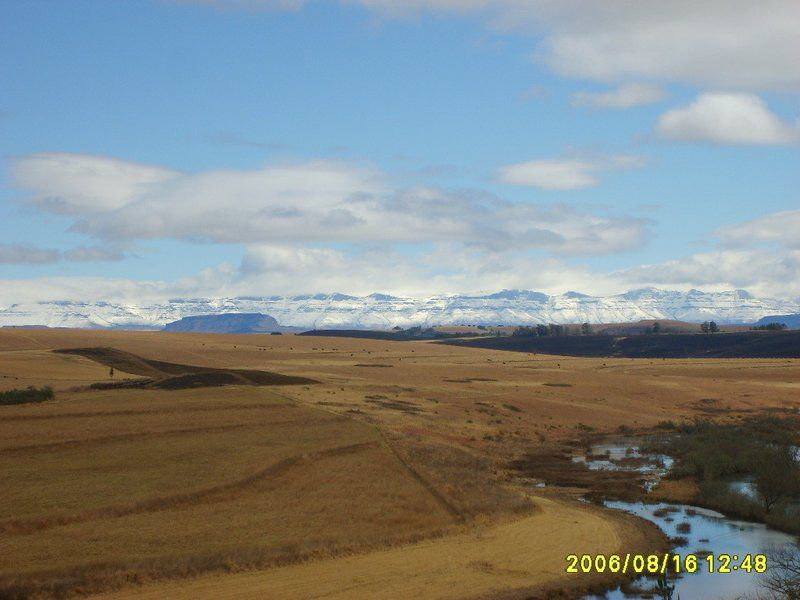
[496,154,646,190]
[0,276,187,307]
[0,246,608,304]
[238,243,604,296]
[174,1,800,90]
[557,4,799,92]
[617,249,800,300]
[536,2,800,91]
[13,153,179,215]
[62,246,126,262]
[0,243,124,265]
[657,93,799,145]
[12,153,649,256]
[572,83,667,109]
[351,1,800,91]
[716,210,800,249]
[0,244,59,265]
[498,160,597,190]
[4,240,798,303]
[4,208,800,301]
[614,207,800,298]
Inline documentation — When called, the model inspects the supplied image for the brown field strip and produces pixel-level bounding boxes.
[0,402,293,422]
[0,416,348,454]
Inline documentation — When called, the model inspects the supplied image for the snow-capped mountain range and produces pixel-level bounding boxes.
[1,288,798,330]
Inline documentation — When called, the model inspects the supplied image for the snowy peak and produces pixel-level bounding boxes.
[1,289,798,330]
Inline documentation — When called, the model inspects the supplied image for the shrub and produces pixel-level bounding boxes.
[0,386,54,406]
[761,544,800,598]
[669,536,689,547]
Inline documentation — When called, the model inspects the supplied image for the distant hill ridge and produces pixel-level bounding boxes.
[756,314,800,328]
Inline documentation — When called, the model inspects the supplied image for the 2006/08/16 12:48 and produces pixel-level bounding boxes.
[566,553,768,575]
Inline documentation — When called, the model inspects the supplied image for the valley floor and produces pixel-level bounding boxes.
[1,329,797,599]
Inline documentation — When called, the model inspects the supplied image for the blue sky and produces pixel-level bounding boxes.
[1,0,798,303]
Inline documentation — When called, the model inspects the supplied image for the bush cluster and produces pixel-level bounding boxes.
[0,386,54,406]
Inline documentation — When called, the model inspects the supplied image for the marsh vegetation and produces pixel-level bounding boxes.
[644,417,800,534]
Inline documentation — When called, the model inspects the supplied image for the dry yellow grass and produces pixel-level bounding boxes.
[94,495,663,600]
[0,377,456,596]
[0,349,139,392]
[2,328,796,598]
[4,328,798,441]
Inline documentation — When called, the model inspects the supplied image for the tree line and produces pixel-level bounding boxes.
[511,323,595,337]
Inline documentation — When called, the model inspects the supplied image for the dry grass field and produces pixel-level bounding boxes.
[94,496,663,600]
[1,328,798,599]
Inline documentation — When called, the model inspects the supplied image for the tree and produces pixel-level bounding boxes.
[754,322,787,331]
[709,321,719,333]
[761,544,800,600]
[701,321,710,333]
[512,326,536,337]
[109,367,114,379]
[751,445,800,512]
[581,322,593,335]
[652,321,661,334]
[536,324,549,337]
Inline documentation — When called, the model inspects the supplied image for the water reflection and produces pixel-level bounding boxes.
[587,501,798,600]
[572,439,799,600]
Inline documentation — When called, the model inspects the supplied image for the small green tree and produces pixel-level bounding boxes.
[109,367,114,379]
[709,321,719,333]
[701,321,710,333]
[581,322,592,335]
[652,321,661,334]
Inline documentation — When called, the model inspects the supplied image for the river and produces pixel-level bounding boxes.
[574,438,799,600]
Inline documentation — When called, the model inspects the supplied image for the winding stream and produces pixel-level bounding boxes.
[575,438,799,600]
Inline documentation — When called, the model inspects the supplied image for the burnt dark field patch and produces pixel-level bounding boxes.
[56,347,317,390]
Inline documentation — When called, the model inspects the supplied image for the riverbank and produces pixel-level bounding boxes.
[567,426,799,599]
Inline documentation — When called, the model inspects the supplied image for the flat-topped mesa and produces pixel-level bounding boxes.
[162,313,301,334]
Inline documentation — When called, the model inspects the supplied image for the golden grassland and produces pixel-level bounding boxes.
[94,496,663,600]
[0,349,139,392]
[1,328,798,599]
[0,386,455,596]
